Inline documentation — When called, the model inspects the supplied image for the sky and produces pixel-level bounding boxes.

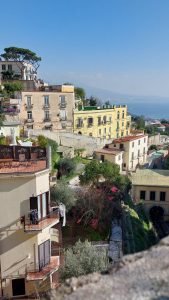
[1,0,169,98]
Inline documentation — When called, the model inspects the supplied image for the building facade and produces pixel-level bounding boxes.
[104,134,148,171]
[0,61,37,81]
[73,105,131,140]
[19,85,75,132]
[0,145,61,298]
[94,148,123,172]
[131,169,169,221]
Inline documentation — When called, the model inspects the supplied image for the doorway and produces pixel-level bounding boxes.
[12,278,25,296]
[38,239,50,270]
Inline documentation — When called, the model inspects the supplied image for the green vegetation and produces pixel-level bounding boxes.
[2,82,23,96]
[57,157,76,178]
[37,135,59,170]
[1,47,41,74]
[60,240,108,280]
[0,136,6,145]
[50,181,76,211]
[149,144,158,151]
[123,197,157,253]
[132,115,145,130]
[75,87,86,101]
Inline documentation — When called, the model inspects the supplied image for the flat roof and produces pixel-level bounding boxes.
[113,135,147,143]
[131,169,169,187]
[95,148,123,156]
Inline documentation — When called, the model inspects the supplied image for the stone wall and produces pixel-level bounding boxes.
[28,130,109,156]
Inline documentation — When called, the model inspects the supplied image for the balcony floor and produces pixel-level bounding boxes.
[27,256,60,281]
[25,215,59,232]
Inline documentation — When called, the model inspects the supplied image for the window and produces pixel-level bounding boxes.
[140,191,146,200]
[132,152,134,160]
[98,116,101,125]
[88,117,93,127]
[104,128,106,134]
[99,129,102,135]
[138,149,140,157]
[132,142,134,147]
[122,111,125,119]
[126,131,128,136]
[8,64,12,71]
[103,116,107,124]
[60,110,67,121]
[38,240,50,270]
[117,111,120,119]
[44,110,50,120]
[144,138,146,143]
[120,143,124,150]
[118,155,121,161]
[122,122,124,127]
[77,118,83,128]
[117,121,119,129]
[160,192,166,201]
[117,133,119,138]
[121,131,124,137]
[2,64,6,71]
[109,116,112,123]
[60,95,66,108]
[109,127,111,133]
[27,96,32,107]
[138,140,140,145]
[27,111,32,120]
[44,95,49,106]
[101,155,104,162]
[150,191,156,201]
[123,163,126,168]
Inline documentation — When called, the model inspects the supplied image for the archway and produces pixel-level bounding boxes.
[149,206,164,222]
[78,131,82,135]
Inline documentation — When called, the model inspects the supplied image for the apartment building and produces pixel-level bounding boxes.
[131,169,169,221]
[0,145,61,298]
[19,85,75,132]
[73,105,131,140]
[96,134,148,171]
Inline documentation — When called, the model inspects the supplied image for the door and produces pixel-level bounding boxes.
[38,240,50,270]
[12,278,25,296]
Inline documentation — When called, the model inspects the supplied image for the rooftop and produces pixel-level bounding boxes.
[0,160,47,174]
[78,104,127,111]
[113,135,146,143]
[131,169,169,187]
[95,148,123,156]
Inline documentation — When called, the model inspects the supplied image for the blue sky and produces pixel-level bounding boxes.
[1,0,169,97]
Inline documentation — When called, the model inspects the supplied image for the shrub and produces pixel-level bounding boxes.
[50,182,76,211]
[60,240,108,280]
[57,158,76,177]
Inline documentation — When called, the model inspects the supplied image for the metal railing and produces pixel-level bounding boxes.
[23,209,60,231]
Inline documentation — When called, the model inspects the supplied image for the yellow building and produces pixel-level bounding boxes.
[73,104,131,139]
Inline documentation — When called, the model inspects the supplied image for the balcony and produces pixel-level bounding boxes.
[87,123,93,128]
[59,102,67,109]
[26,118,34,123]
[76,123,84,129]
[25,103,33,109]
[44,118,51,122]
[24,209,60,232]
[43,104,50,109]
[26,256,60,281]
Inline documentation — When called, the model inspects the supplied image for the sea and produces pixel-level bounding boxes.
[119,101,169,120]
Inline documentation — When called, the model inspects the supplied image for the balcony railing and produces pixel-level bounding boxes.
[87,123,93,128]
[76,123,84,128]
[44,118,51,122]
[26,256,60,281]
[25,103,33,109]
[23,209,60,232]
[43,104,50,109]
[26,118,34,123]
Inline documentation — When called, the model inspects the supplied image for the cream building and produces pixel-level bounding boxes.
[110,134,148,171]
[94,148,123,172]
[19,85,75,132]
[73,105,131,140]
[131,169,169,221]
[0,145,61,298]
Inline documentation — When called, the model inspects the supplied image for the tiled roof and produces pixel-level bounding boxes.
[0,160,47,174]
[95,148,123,155]
[113,135,146,143]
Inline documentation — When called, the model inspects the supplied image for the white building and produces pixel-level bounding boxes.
[94,148,123,172]
[106,134,148,171]
[0,60,37,81]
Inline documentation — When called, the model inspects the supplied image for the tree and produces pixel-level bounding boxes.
[37,135,48,148]
[1,47,41,77]
[2,82,23,97]
[60,240,108,280]
[149,144,157,151]
[75,87,86,101]
[132,115,145,130]
[79,160,120,186]
[50,182,76,211]
[57,158,76,178]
